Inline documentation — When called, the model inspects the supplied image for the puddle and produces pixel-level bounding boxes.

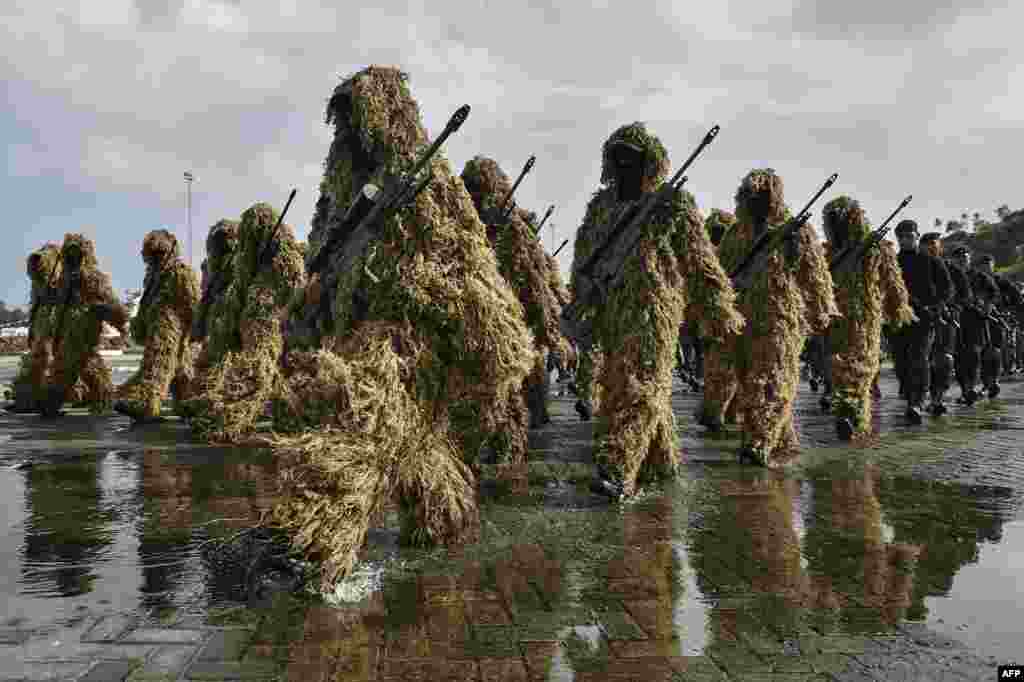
[1,357,1023,674]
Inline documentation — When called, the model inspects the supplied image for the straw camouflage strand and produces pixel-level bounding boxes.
[271,65,532,586]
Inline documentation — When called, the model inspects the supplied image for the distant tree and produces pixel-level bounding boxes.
[946,220,964,233]
[934,218,943,229]
[996,204,1012,221]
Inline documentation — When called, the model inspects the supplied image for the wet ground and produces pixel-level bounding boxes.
[0,353,1021,680]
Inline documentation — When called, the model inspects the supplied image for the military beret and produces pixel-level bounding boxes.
[894,219,919,235]
[919,232,942,243]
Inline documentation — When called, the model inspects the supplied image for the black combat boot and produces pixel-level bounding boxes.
[819,393,832,413]
[574,399,592,421]
[835,416,855,441]
[905,404,923,425]
[929,400,947,416]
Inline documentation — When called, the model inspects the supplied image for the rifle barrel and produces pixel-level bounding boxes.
[501,155,537,217]
[552,238,569,258]
[537,205,555,231]
[797,173,839,220]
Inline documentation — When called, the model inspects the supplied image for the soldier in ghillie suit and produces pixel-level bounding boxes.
[114,230,199,423]
[269,66,534,589]
[460,156,568,432]
[39,234,130,418]
[7,243,87,413]
[820,197,915,440]
[179,206,304,442]
[891,220,952,423]
[571,122,743,497]
[543,252,576,381]
[713,169,838,466]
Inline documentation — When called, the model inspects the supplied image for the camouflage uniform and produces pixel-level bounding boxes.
[461,156,568,438]
[715,169,839,466]
[39,234,130,418]
[269,66,534,587]
[572,123,743,497]
[115,230,200,421]
[181,206,305,442]
[821,197,915,440]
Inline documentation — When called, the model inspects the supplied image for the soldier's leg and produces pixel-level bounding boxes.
[594,325,679,497]
[982,320,1003,397]
[77,352,115,414]
[574,347,597,420]
[693,336,704,380]
[738,329,802,466]
[491,389,529,466]
[830,350,874,440]
[116,319,183,420]
[903,321,934,423]
[928,322,953,415]
[524,352,549,429]
[637,388,680,485]
[698,339,737,431]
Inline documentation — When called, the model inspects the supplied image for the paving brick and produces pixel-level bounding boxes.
[184,660,278,680]
[12,660,92,681]
[81,616,138,644]
[79,659,140,682]
[139,645,199,676]
[120,629,205,645]
[0,630,32,645]
[195,630,251,662]
[478,657,528,682]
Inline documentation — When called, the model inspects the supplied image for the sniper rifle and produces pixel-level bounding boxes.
[829,195,913,275]
[730,173,839,292]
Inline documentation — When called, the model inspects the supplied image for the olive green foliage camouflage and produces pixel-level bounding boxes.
[46,233,130,415]
[579,122,743,496]
[713,169,838,464]
[117,229,200,419]
[460,155,571,456]
[183,206,304,442]
[13,244,63,409]
[822,196,915,436]
[271,66,533,584]
[705,208,736,246]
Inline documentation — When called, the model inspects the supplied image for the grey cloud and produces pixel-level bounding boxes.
[134,0,181,29]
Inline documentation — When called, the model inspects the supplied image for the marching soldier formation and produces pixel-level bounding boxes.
[7,64,1024,582]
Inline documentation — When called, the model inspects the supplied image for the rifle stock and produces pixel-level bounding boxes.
[730,173,839,291]
[829,195,912,274]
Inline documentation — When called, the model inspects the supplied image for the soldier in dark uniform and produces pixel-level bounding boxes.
[945,246,982,405]
[970,255,1005,398]
[891,220,952,424]
[990,263,1024,375]
[918,233,956,415]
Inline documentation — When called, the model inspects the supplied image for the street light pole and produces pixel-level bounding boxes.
[184,171,194,268]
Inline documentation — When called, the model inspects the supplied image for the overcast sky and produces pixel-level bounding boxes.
[3,0,1020,308]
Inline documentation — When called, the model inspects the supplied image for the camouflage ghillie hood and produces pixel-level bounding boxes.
[205,219,240,273]
[822,196,870,247]
[142,229,181,265]
[460,156,513,212]
[27,243,61,288]
[705,209,736,246]
[60,233,99,270]
[237,204,295,275]
[735,168,787,225]
[600,122,669,194]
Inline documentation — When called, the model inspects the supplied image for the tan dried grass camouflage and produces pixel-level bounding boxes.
[822,197,915,437]
[579,123,743,495]
[117,230,200,419]
[271,66,532,583]
[183,205,304,442]
[718,170,838,464]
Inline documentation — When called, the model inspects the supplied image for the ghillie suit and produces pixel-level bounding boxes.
[713,169,838,466]
[543,253,577,379]
[180,206,304,442]
[821,197,915,440]
[269,66,534,588]
[571,123,743,496]
[461,156,569,432]
[8,244,88,413]
[39,234,130,418]
[177,221,239,410]
[115,230,200,422]
[704,208,735,248]
[804,463,921,628]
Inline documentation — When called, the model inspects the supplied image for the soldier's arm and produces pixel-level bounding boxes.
[568,191,604,300]
[239,237,305,355]
[671,194,744,344]
[933,258,954,305]
[877,243,916,328]
[794,223,839,335]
